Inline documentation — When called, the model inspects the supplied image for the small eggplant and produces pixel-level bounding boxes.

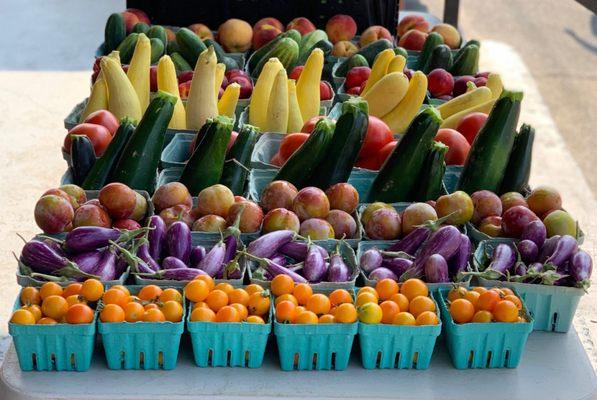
[114,256,128,277]
[20,240,93,278]
[70,250,104,274]
[86,248,117,281]
[162,256,188,270]
[147,215,167,260]
[369,267,398,281]
[303,243,327,282]
[198,241,227,277]
[360,248,383,273]
[138,242,160,271]
[387,226,430,255]
[514,262,527,276]
[166,221,192,263]
[570,250,592,289]
[222,235,238,265]
[539,235,561,262]
[41,238,65,255]
[244,252,307,283]
[521,220,547,248]
[279,241,328,261]
[381,257,413,277]
[327,250,350,282]
[64,226,145,253]
[412,226,461,277]
[517,240,539,264]
[545,235,578,268]
[189,246,207,268]
[448,234,471,277]
[247,230,295,258]
[424,254,449,283]
[487,243,516,274]
[270,254,288,268]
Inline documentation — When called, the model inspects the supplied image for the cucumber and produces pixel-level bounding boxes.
[171,52,192,73]
[425,44,453,73]
[132,22,150,34]
[308,98,369,189]
[247,29,301,73]
[394,46,408,59]
[415,141,448,201]
[110,92,177,193]
[455,40,480,59]
[219,124,261,195]
[82,118,135,190]
[252,38,299,77]
[116,33,139,64]
[204,39,239,70]
[366,107,442,202]
[347,54,369,69]
[416,32,444,71]
[70,135,96,185]
[299,30,328,58]
[457,90,523,194]
[450,44,480,76]
[179,116,233,194]
[335,39,393,77]
[273,118,335,188]
[147,25,167,47]
[166,39,180,55]
[499,123,535,194]
[296,39,333,66]
[150,38,165,64]
[104,13,126,54]
[176,27,207,67]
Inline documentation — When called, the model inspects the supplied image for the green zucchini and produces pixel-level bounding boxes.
[335,39,393,77]
[457,90,523,194]
[394,46,408,59]
[82,118,135,190]
[132,22,150,34]
[307,98,369,189]
[296,39,333,66]
[150,38,165,64]
[204,39,239,70]
[455,40,480,59]
[170,52,192,73]
[147,25,167,47]
[416,32,444,71]
[415,141,448,201]
[247,29,301,73]
[273,118,335,188]
[116,33,139,64]
[179,116,233,194]
[70,135,96,185]
[104,13,126,54]
[219,124,261,195]
[366,107,442,202]
[425,44,453,73]
[110,91,177,193]
[347,54,369,69]
[499,123,535,194]
[176,27,207,67]
[166,39,180,55]
[299,30,328,58]
[252,38,299,77]
[450,44,479,76]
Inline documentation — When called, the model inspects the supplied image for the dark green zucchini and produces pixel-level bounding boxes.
[366,107,442,202]
[296,39,333,66]
[110,91,177,193]
[273,118,335,188]
[170,52,192,73]
[82,118,135,190]
[132,22,150,34]
[219,124,260,195]
[176,27,207,67]
[457,90,523,194]
[247,29,301,73]
[70,135,96,185]
[425,44,453,73]
[416,141,448,201]
[147,25,168,47]
[104,13,126,54]
[116,33,139,64]
[416,32,444,71]
[307,98,369,189]
[179,116,233,194]
[499,123,535,194]
[394,46,408,59]
[150,38,165,64]
[203,39,239,71]
[450,44,479,76]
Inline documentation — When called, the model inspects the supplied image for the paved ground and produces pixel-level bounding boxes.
[0,0,595,374]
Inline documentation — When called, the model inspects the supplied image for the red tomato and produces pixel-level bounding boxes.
[63,123,112,156]
[279,133,309,159]
[320,81,333,100]
[358,116,393,159]
[456,112,488,144]
[346,86,361,95]
[270,152,284,166]
[376,140,397,167]
[301,116,327,133]
[435,128,471,165]
[289,66,304,80]
[83,110,119,135]
[345,67,371,89]
[355,156,381,170]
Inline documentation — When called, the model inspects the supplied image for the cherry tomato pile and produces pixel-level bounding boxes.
[99,284,183,323]
[446,286,526,324]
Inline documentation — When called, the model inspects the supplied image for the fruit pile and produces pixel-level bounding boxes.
[397,16,462,51]
[99,285,183,323]
[446,286,527,324]
[10,280,105,325]
[272,277,357,324]
[356,278,439,326]
[186,277,269,323]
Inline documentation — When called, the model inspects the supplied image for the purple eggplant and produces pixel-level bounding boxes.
[189,246,207,268]
[327,251,350,282]
[138,242,160,271]
[247,230,295,258]
[223,235,238,264]
[528,262,543,273]
[382,257,413,277]
[166,221,192,263]
[224,259,242,279]
[412,226,462,277]
[369,267,398,281]
[40,238,65,255]
[86,248,117,281]
[517,240,539,264]
[545,235,578,268]
[270,254,288,267]
[198,241,227,277]
[424,254,449,283]
[303,243,327,282]
[244,253,307,283]
[20,240,92,278]
[448,234,471,277]
[145,267,207,281]
[70,250,104,274]
[279,241,328,261]
[570,250,592,288]
[521,220,547,248]
[360,248,383,273]
[64,226,145,253]
[162,256,188,270]
[147,215,166,260]
[387,226,430,255]
[487,243,516,274]
[115,256,128,277]
[539,235,561,262]
[514,262,527,276]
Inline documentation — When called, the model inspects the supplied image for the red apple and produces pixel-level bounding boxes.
[427,68,454,97]
[228,75,253,98]
[345,66,371,89]
[286,17,316,36]
[453,75,476,96]
[254,17,284,32]
[149,65,158,92]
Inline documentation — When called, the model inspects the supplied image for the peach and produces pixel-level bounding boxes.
[34,195,74,233]
[226,201,264,232]
[59,184,87,207]
[325,183,359,214]
[326,210,357,239]
[98,183,137,219]
[428,68,454,97]
[73,204,111,228]
[292,187,330,221]
[113,219,141,230]
[331,40,359,57]
[217,18,253,52]
[192,215,227,232]
[361,202,393,225]
[500,192,528,212]
[252,24,282,49]
[365,208,401,240]
[402,203,438,235]
[260,180,298,212]
[254,17,284,32]
[471,190,502,225]
[160,205,194,228]
[196,184,235,218]
[398,29,428,51]
[299,218,335,240]
[164,27,176,42]
[121,11,140,33]
[397,15,429,36]
[478,216,502,237]
[42,188,78,210]
[543,210,577,237]
[188,23,214,40]
[125,8,150,25]
[152,182,193,212]
[262,208,301,233]
[326,14,357,43]
[360,25,393,47]
[527,186,562,217]
[286,17,316,36]
[129,192,148,222]
[436,191,474,225]
[431,23,461,49]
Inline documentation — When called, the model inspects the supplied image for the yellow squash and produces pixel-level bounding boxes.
[440,98,497,129]
[79,51,120,122]
[249,58,283,129]
[186,46,218,130]
[101,56,142,122]
[296,48,324,123]
[360,48,395,96]
[214,63,226,98]
[157,55,186,129]
[127,33,151,112]
[486,73,503,99]
[286,79,303,133]
[218,83,240,118]
[436,85,492,119]
[386,55,406,73]
[265,69,289,133]
[381,71,428,134]
[362,72,409,118]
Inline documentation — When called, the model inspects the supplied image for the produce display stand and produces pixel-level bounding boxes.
[1,330,595,399]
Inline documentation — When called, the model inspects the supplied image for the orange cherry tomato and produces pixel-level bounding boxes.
[375,279,399,300]
[504,295,522,310]
[380,300,400,324]
[493,300,519,323]
[102,288,128,308]
[477,290,501,312]
[39,282,63,300]
[246,315,265,324]
[390,293,409,312]
[193,275,215,290]
[66,304,95,324]
[100,304,125,323]
[329,289,353,306]
[416,311,439,325]
[271,274,295,297]
[400,278,429,301]
[230,303,249,320]
[295,310,318,324]
[185,280,210,303]
[292,283,313,305]
[41,295,69,320]
[275,293,298,306]
[216,305,241,322]
[110,285,130,296]
[124,302,145,322]
[306,294,331,315]
[247,292,270,316]
[161,300,183,322]
[22,305,42,322]
[276,300,297,323]
[408,296,436,318]
[62,283,83,298]
[20,287,41,306]
[206,290,229,313]
[138,285,163,302]
[159,288,182,304]
[472,310,493,323]
[142,308,166,322]
[245,284,264,296]
[318,314,336,324]
[449,299,475,323]
[81,279,104,302]
[214,282,234,295]
[228,288,250,306]
[335,303,357,323]
[190,307,216,322]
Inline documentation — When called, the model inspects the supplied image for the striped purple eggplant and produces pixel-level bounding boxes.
[166,221,192,263]
[223,235,238,265]
[424,254,449,283]
[247,230,295,258]
[20,240,92,278]
[244,252,307,283]
[279,241,328,261]
[270,254,288,267]
[189,246,207,268]
[514,262,527,276]
[387,226,430,255]
[448,234,471,277]
[382,257,413,277]
[539,235,561,262]
[138,242,160,271]
[545,235,578,268]
[198,241,226,277]
[145,267,207,280]
[64,226,146,253]
[521,220,547,248]
[328,251,350,282]
[162,256,188,270]
[86,248,117,281]
[360,248,383,273]
[70,250,104,274]
[487,243,516,274]
[412,226,462,277]
[517,240,538,264]
[369,267,398,281]
[303,244,327,282]
[147,215,166,260]
[570,250,592,288]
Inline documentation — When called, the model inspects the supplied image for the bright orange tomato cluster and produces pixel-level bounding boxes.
[185,275,268,324]
[99,284,183,323]
[273,275,357,324]
[356,278,439,326]
[11,280,104,325]
[447,286,525,324]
